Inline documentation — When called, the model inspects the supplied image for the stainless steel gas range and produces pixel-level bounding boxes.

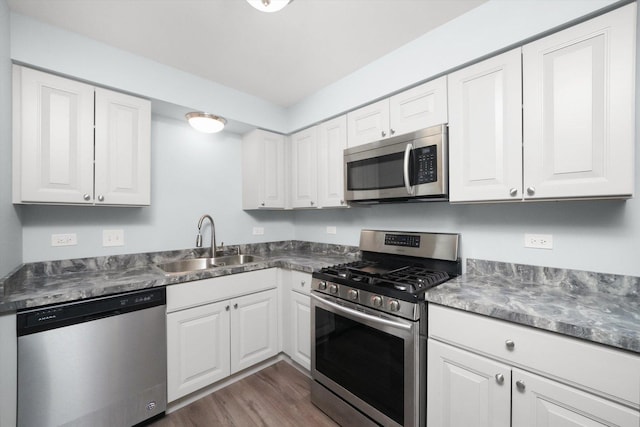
[310,229,461,427]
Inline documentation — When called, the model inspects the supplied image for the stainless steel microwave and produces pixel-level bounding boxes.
[344,124,448,203]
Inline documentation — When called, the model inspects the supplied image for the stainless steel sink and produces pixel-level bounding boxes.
[157,254,263,274]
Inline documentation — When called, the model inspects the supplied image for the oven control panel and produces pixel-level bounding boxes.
[384,233,420,248]
[311,278,419,321]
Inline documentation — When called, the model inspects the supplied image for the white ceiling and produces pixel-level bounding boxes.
[7,0,487,108]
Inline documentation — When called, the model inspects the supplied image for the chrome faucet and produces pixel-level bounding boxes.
[196,214,217,257]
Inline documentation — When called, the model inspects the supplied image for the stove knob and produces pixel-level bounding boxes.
[389,300,401,312]
[371,296,383,307]
[318,281,327,290]
[347,289,358,300]
[329,284,338,295]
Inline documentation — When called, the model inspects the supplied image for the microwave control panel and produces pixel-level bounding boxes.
[413,145,437,185]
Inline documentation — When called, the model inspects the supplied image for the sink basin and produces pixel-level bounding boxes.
[157,254,263,274]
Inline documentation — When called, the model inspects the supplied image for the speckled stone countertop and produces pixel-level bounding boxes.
[0,241,359,313]
[426,259,640,354]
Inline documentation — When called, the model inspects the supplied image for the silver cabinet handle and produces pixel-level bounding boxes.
[340,200,345,205]
[495,373,505,385]
[233,303,238,309]
[301,281,305,287]
[310,201,314,206]
[381,130,386,137]
[97,195,104,202]
[505,339,515,350]
[225,305,230,311]
[509,188,518,197]
[403,143,414,195]
[516,380,526,392]
[83,194,91,201]
[390,128,396,135]
[526,186,535,196]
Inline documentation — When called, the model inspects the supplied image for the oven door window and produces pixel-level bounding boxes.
[346,151,405,191]
[315,306,405,425]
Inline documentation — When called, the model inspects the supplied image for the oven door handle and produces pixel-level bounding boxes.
[311,293,412,331]
[403,143,414,195]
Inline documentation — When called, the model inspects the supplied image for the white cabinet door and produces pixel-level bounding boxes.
[427,339,511,427]
[318,115,348,208]
[347,99,390,147]
[448,49,523,202]
[289,291,311,370]
[13,66,94,204]
[230,289,278,374]
[291,127,318,208]
[389,76,447,136]
[512,369,640,427]
[242,129,287,209]
[522,3,636,200]
[94,88,151,206]
[167,300,231,402]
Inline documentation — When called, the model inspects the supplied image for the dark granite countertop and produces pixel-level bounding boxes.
[426,259,640,354]
[0,241,359,313]
[3,245,639,355]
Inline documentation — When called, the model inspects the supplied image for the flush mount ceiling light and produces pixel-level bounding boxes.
[246,0,292,13]
[185,112,227,133]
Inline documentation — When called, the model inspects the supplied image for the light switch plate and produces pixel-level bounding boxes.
[253,227,264,235]
[326,226,337,235]
[103,229,124,247]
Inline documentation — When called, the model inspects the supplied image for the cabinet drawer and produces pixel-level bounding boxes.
[428,304,640,408]
[290,270,312,295]
[167,268,277,313]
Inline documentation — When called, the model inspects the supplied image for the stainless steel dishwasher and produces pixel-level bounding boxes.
[17,288,167,427]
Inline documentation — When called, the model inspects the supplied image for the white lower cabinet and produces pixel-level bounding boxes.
[167,300,231,401]
[282,270,311,370]
[166,269,278,402]
[427,305,640,427]
[230,289,279,373]
[427,339,511,427]
[288,290,311,369]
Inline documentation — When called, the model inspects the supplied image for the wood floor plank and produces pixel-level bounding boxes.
[152,362,339,427]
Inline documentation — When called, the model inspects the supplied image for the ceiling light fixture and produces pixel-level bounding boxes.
[185,112,227,133]
[246,0,292,13]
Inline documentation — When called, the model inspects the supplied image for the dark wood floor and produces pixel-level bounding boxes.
[152,361,339,427]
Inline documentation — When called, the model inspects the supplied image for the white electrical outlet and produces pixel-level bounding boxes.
[524,233,553,249]
[51,233,77,247]
[103,229,124,247]
[253,227,264,235]
[326,226,337,235]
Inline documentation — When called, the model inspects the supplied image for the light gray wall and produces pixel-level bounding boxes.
[292,1,640,277]
[0,0,22,277]
[21,115,295,262]
[287,0,619,130]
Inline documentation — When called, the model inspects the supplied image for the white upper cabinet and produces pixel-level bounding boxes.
[522,3,636,200]
[449,3,636,202]
[448,49,523,202]
[94,88,151,205]
[389,76,448,136]
[317,115,348,208]
[12,66,151,206]
[347,77,447,148]
[290,126,318,208]
[289,115,348,209]
[242,129,287,209]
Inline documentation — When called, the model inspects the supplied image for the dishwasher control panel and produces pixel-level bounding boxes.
[17,288,166,336]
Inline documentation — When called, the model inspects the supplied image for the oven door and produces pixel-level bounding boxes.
[311,292,422,427]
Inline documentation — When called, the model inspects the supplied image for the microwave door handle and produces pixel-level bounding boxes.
[403,143,414,195]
